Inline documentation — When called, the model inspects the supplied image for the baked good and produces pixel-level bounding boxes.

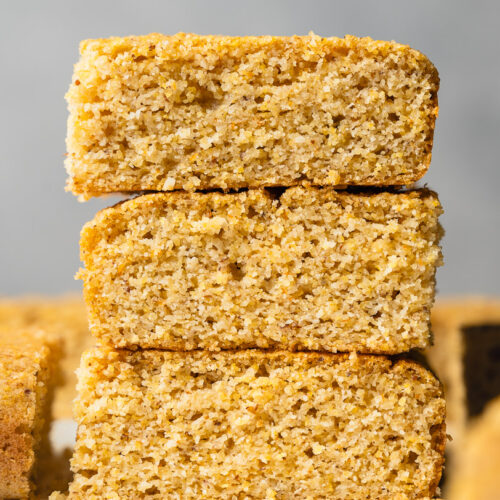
[65,349,445,499]
[0,328,61,499]
[0,296,92,419]
[66,33,439,198]
[79,187,442,353]
[426,297,500,462]
[447,396,500,500]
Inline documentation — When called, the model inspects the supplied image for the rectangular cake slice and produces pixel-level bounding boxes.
[66,33,439,198]
[79,187,442,353]
[0,296,92,419]
[0,328,61,499]
[66,349,445,499]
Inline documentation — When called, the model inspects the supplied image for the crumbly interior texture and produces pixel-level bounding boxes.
[79,187,442,353]
[447,396,500,500]
[66,33,439,198]
[0,296,93,419]
[0,329,60,499]
[426,298,500,467]
[66,349,445,499]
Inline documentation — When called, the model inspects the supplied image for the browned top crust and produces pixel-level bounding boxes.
[79,33,437,72]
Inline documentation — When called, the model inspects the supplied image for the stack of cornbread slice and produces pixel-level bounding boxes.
[60,33,445,499]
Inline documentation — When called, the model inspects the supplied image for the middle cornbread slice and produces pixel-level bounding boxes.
[79,186,442,353]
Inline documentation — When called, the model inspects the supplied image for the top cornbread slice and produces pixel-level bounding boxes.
[66,33,439,198]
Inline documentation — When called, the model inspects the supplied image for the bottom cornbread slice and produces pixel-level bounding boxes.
[0,328,61,499]
[65,349,445,499]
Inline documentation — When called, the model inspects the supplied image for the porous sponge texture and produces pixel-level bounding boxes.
[79,187,443,353]
[66,33,439,198]
[67,349,445,499]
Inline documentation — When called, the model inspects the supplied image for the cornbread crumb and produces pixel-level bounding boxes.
[66,33,439,198]
[80,187,442,353]
[0,328,61,499]
[0,296,92,419]
[66,349,445,499]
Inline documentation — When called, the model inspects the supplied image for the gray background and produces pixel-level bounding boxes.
[0,0,498,296]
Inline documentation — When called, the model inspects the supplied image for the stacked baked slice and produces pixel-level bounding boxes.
[61,33,445,499]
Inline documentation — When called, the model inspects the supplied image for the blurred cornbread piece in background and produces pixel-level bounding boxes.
[0,328,61,499]
[0,296,92,419]
[65,33,439,198]
[427,297,500,466]
[64,349,445,499]
[79,187,442,353]
[447,396,500,500]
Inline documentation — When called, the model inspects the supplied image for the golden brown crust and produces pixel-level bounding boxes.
[79,32,437,63]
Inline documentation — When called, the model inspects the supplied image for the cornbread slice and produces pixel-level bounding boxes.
[447,396,500,500]
[66,33,439,198]
[66,349,445,499]
[0,328,61,499]
[79,187,442,352]
[0,296,92,419]
[426,297,500,466]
